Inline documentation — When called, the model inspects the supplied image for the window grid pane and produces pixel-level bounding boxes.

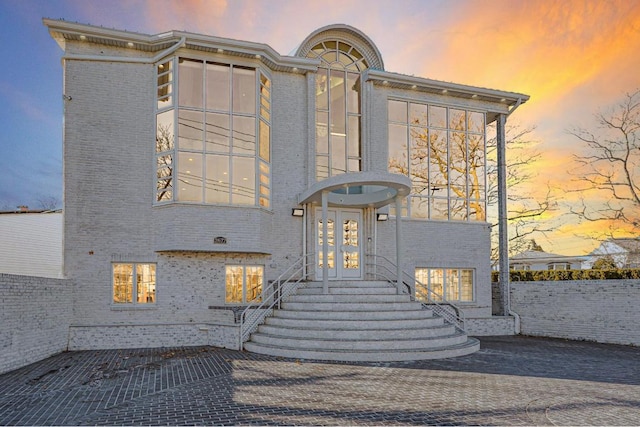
[157,57,270,208]
[388,100,486,222]
[225,265,264,304]
[310,41,364,181]
[136,264,156,303]
[113,263,156,305]
[415,267,474,303]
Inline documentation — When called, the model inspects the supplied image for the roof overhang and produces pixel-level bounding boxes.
[298,172,412,208]
[363,69,529,123]
[43,18,318,73]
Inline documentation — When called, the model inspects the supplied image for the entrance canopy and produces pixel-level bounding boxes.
[298,171,411,208]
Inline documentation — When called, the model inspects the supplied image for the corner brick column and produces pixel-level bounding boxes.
[497,113,510,315]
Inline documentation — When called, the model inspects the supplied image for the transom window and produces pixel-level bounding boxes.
[155,58,271,207]
[225,265,263,304]
[388,100,486,221]
[415,268,474,303]
[112,263,156,304]
[308,41,367,180]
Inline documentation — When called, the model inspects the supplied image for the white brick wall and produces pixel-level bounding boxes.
[510,280,640,346]
[61,52,312,350]
[0,274,72,374]
[68,323,238,351]
[465,316,515,336]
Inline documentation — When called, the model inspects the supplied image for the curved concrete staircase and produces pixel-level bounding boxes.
[243,281,479,362]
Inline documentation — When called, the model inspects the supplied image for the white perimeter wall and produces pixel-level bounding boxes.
[0,274,72,374]
[510,280,640,346]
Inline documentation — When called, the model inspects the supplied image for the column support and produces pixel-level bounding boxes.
[322,191,329,294]
[497,113,510,315]
[395,196,403,294]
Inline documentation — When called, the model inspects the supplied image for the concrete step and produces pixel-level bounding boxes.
[286,294,411,303]
[280,301,424,311]
[272,308,433,321]
[256,323,456,340]
[244,338,480,362]
[296,286,398,295]
[264,316,444,330]
[249,331,468,351]
[304,281,392,288]
[244,279,477,362]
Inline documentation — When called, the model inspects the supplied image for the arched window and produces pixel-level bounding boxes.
[308,41,367,180]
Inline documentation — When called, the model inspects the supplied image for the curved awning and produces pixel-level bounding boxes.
[297,171,411,208]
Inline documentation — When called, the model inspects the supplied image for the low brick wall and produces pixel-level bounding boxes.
[68,323,239,351]
[507,280,640,346]
[466,316,515,336]
[0,274,73,374]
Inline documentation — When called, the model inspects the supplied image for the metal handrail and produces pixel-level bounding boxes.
[238,253,315,349]
[365,253,466,331]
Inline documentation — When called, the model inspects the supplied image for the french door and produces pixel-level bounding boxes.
[316,208,362,280]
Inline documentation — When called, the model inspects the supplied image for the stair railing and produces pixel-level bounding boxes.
[238,253,315,350]
[365,253,466,332]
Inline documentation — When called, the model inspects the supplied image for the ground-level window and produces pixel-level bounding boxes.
[225,265,263,304]
[113,263,156,304]
[414,268,474,302]
[510,264,531,271]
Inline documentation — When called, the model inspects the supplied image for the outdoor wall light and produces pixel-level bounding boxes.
[292,208,305,217]
[376,213,388,221]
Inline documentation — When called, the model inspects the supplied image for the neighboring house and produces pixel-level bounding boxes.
[0,210,63,278]
[583,238,640,269]
[509,250,586,271]
[44,19,528,355]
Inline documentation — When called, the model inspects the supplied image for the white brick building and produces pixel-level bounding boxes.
[45,20,528,353]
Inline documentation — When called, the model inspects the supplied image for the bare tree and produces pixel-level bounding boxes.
[486,123,557,262]
[388,114,555,263]
[36,195,61,211]
[156,123,174,202]
[569,89,640,236]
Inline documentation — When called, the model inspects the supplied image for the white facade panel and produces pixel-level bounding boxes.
[0,213,63,278]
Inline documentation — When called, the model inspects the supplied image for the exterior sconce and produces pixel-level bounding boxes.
[376,213,388,221]
[291,208,305,217]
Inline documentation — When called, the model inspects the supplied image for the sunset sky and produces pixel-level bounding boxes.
[1,0,639,255]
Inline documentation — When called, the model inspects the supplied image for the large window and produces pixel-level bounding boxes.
[308,41,366,180]
[113,263,156,304]
[388,100,486,221]
[548,263,571,271]
[415,268,474,303]
[225,265,263,304]
[155,58,271,207]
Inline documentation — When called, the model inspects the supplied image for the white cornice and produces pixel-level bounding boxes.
[364,69,530,110]
[43,18,318,73]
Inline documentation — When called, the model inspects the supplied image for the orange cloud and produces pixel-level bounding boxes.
[428,0,640,105]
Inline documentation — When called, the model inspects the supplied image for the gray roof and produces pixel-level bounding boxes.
[510,250,585,263]
[608,238,640,253]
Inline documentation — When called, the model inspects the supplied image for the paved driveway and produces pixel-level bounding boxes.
[0,336,638,425]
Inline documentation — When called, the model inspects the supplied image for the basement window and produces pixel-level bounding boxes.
[414,267,474,303]
[225,265,263,304]
[112,263,156,305]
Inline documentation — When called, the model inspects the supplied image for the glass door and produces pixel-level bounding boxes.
[316,209,362,279]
